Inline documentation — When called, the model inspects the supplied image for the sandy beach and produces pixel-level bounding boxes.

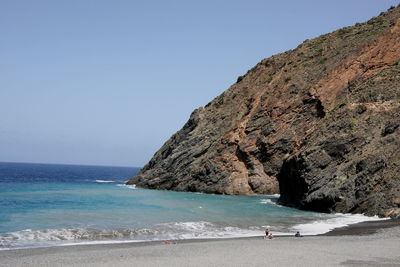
[1,220,399,267]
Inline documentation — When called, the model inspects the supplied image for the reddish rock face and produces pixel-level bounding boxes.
[128,7,400,217]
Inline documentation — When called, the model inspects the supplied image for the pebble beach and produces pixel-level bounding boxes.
[1,220,399,267]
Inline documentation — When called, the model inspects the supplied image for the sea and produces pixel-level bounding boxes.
[0,162,385,250]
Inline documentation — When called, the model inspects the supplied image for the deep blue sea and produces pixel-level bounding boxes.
[0,162,383,250]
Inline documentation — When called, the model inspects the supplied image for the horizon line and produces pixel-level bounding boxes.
[0,161,141,169]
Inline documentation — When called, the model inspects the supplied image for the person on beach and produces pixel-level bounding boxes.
[295,231,302,237]
[268,233,274,239]
[264,228,270,239]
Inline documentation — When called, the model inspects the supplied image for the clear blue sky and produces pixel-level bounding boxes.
[1,0,398,167]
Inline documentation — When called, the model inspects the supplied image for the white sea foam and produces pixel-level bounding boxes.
[259,198,283,207]
[259,199,273,204]
[292,213,388,235]
[95,180,115,183]
[157,221,264,240]
[269,194,280,198]
[0,213,389,250]
[116,184,136,189]
[0,227,159,250]
[162,215,388,240]
[0,222,261,250]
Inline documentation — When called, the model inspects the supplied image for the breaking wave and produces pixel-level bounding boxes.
[0,222,272,250]
[259,198,283,207]
[292,213,388,235]
[0,228,160,250]
[258,194,282,207]
[95,180,115,183]
[0,213,386,250]
[116,184,136,189]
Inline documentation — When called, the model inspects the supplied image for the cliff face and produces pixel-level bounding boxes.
[128,7,400,217]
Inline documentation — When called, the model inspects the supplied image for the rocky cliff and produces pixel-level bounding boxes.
[127,6,400,218]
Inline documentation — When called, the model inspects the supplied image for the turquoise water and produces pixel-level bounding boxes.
[0,162,382,249]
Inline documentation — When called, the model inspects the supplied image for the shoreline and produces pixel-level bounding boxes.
[1,218,398,252]
[322,218,400,236]
[0,219,399,267]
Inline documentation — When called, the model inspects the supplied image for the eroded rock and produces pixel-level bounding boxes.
[128,7,400,217]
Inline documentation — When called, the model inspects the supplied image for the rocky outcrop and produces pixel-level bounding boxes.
[128,6,400,217]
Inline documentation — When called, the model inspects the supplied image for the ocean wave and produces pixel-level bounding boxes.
[157,221,265,239]
[95,180,115,183]
[259,195,283,207]
[116,184,136,189]
[259,199,282,207]
[0,227,160,250]
[0,222,269,250]
[259,199,273,204]
[292,213,388,235]
[0,213,388,250]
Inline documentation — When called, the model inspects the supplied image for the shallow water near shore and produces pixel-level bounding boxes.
[0,162,385,250]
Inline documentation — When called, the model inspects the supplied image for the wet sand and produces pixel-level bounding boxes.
[1,220,399,267]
